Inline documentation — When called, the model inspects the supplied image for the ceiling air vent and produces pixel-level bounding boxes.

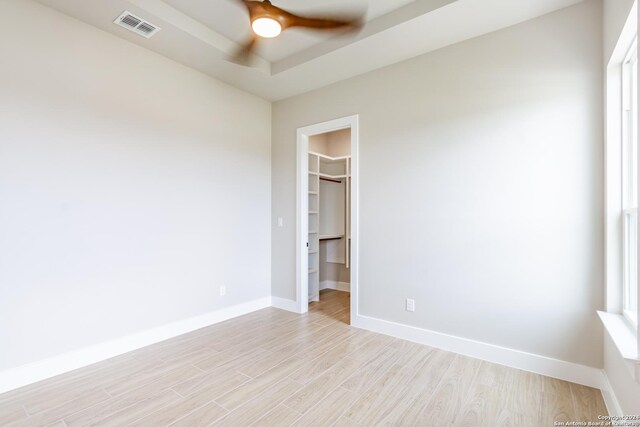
[113,11,161,39]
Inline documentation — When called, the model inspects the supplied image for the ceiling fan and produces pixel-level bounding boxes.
[232,0,363,64]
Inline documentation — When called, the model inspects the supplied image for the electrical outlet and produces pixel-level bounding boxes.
[406,298,415,312]
[277,217,284,227]
[219,286,226,296]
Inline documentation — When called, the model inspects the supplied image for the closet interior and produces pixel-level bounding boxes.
[307,129,351,303]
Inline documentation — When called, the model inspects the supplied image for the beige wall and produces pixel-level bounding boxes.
[309,133,329,155]
[604,0,635,62]
[309,129,351,157]
[0,0,271,371]
[272,0,604,367]
[326,130,351,158]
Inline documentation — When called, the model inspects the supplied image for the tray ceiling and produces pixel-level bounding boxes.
[35,0,585,100]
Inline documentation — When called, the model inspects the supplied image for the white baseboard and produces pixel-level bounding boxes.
[0,297,271,394]
[319,280,350,293]
[600,371,624,415]
[270,296,301,313]
[351,313,605,390]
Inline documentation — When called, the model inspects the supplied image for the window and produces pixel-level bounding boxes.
[622,37,638,327]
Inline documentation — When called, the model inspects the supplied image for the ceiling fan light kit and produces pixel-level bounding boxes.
[251,17,281,38]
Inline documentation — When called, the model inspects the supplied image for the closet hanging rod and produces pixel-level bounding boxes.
[319,177,341,183]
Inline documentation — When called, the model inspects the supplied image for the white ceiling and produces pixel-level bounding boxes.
[35,0,585,101]
[161,0,416,62]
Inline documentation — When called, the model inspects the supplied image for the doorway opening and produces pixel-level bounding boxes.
[296,115,358,325]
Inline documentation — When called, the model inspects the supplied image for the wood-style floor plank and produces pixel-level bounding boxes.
[128,390,222,427]
[412,354,482,425]
[168,401,227,427]
[250,404,301,427]
[212,378,302,427]
[9,388,111,427]
[290,386,358,427]
[571,383,608,421]
[96,389,180,426]
[0,402,28,426]
[339,345,398,394]
[0,290,608,426]
[376,348,454,426]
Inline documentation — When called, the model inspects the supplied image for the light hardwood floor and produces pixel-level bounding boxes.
[0,290,606,426]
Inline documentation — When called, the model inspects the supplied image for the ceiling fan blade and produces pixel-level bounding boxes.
[283,11,363,31]
[240,1,363,32]
[229,35,259,66]
[227,0,364,67]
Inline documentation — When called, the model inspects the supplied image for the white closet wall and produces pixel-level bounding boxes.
[309,129,350,156]
[325,130,351,157]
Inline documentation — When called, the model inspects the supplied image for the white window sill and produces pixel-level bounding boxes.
[598,311,640,382]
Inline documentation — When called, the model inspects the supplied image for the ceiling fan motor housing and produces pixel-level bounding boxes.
[248,1,290,30]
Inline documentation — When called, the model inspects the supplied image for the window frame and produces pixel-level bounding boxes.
[622,37,639,328]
